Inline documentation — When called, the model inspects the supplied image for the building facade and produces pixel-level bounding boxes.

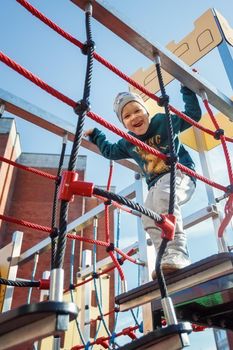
[0,117,115,348]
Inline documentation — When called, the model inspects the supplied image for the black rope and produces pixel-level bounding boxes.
[54,5,95,269]
[155,58,177,215]
[50,138,67,269]
[154,55,178,302]
[93,187,162,222]
[155,239,169,298]
[0,278,40,288]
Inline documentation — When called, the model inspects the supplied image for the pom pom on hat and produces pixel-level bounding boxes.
[113,92,148,123]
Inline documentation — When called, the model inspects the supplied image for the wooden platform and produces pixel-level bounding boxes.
[0,301,78,349]
[116,253,233,312]
[152,271,233,330]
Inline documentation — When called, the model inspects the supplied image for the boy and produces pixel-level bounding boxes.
[85,86,202,277]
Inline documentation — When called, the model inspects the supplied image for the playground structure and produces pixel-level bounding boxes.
[1,1,233,349]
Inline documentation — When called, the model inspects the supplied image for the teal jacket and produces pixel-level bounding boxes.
[89,87,202,189]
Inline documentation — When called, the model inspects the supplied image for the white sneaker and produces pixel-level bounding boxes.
[162,252,191,270]
[152,253,191,280]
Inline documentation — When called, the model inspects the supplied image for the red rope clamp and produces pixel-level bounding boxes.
[122,326,137,340]
[95,337,109,348]
[192,324,207,332]
[156,214,176,241]
[59,170,94,201]
[38,279,50,290]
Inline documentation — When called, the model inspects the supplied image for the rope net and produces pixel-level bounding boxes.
[0,0,232,349]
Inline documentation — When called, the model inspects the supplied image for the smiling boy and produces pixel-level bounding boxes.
[85,87,201,278]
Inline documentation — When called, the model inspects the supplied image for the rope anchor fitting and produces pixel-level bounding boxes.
[156,214,176,241]
[58,170,94,201]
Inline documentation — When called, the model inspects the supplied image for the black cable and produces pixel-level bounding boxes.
[55,6,95,269]
[155,239,169,298]
[93,187,162,222]
[155,59,177,214]
[0,278,40,288]
[50,139,67,269]
[154,55,178,300]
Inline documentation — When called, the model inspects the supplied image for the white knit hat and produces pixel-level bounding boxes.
[113,92,148,123]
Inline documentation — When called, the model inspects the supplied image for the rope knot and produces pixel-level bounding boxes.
[74,99,91,115]
[69,283,75,290]
[55,175,61,186]
[106,242,115,252]
[109,332,117,344]
[158,94,169,107]
[81,40,96,55]
[214,128,224,140]
[165,153,178,165]
[117,257,124,265]
[50,227,59,239]
[226,184,233,194]
[92,272,99,279]
[84,341,91,350]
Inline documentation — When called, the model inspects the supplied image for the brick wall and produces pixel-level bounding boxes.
[0,118,115,349]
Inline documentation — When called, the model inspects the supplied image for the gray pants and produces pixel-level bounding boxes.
[142,170,195,257]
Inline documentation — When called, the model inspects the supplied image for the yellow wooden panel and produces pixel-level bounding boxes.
[40,274,111,349]
[179,127,200,151]
[0,242,14,311]
[130,9,222,98]
[142,96,233,152]
[215,10,233,47]
[90,275,110,346]
[129,9,233,152]
[40,290,79,350]
[180,100,233,151]
[63,290,80,349]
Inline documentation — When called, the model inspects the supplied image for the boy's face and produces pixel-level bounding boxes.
[121,101,149,135]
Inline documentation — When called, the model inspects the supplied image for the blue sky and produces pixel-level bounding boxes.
[2,1,233,349]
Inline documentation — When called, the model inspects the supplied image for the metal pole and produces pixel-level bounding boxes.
[134,173,154,333]
[194,128,228,252]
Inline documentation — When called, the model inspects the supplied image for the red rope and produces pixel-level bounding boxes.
[202,98,233,237]
[0,52,75,108]
[16,0,84,50]
[114,247,138,264]
[0,51,227,193]
[0,214,52,233]
[67,247,137,291]
[0,212,138,264]
[203,99,233,184]
[105,201,111,245]
[0,214,137,263]
[218,195,233,238]
[12,3,231,345]
[67,234,109,247]
[0,155,57,181]
[66,233,138,264]
[16,0,233,144]
[71,325,139,349]
[109,249,125,280]
[87,110,227,192]
[0,54,228,193]
[104,198,125,280]
[88,307,119,324]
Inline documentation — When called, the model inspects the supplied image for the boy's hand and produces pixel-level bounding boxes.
[84,129,94,137]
